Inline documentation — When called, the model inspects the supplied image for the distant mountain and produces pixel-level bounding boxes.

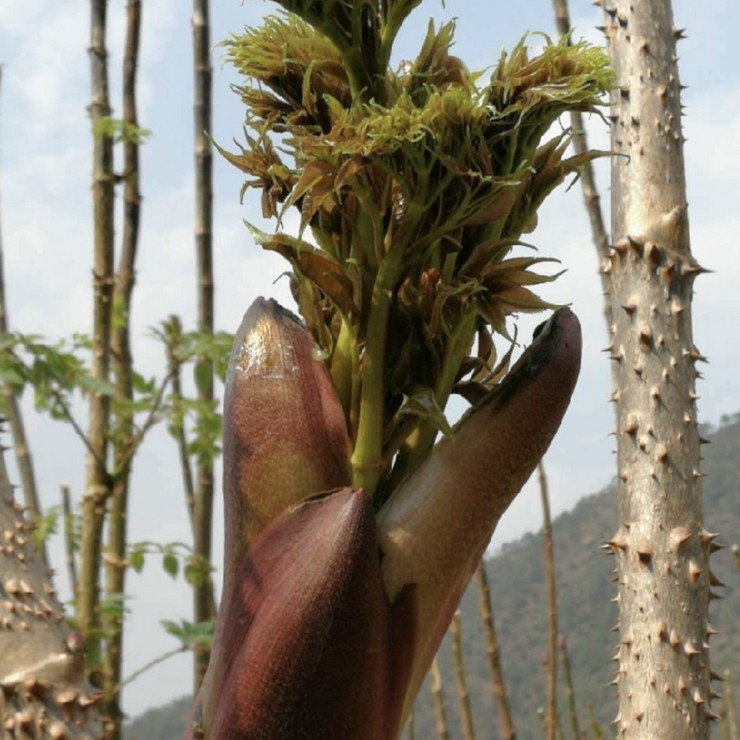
[125,416,740,739]
[124,695,190,740]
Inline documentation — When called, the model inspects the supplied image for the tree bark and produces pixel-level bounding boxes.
[604,1,715,735]
[80,0,115,671]
[0,447,103,737]
[192,0,216,691]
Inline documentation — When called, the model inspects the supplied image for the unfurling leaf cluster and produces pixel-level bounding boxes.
[222,5,612,499]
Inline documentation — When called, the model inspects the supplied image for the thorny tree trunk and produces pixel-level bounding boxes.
[191,0,216,690]
[603,1,716,735]
[103,1,142,735]
[80,0,115,672]
[0,67,45,566]
[0,447,103,737]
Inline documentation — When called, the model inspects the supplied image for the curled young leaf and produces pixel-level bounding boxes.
[378,308,582,721]
[221,298,352,597]
[196,488,408,740]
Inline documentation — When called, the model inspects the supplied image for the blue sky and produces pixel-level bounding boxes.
[1,0,739,719]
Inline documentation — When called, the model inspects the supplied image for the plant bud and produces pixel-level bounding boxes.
[378,308,582,721]
[200,488,403,739]
[222,298,351,596]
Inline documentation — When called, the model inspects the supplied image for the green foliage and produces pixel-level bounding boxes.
[161,619,214,651]
[127,540,214,587]
[223,7,612,499]
[155,320,233,467]
[170,328,234,383]
[0,332,113,419]
[94,115,152,144]
[99,592,131,623]
[31,504,62,550]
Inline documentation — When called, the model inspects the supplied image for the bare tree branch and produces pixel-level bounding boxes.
[559,636,582,740]
[79,0,115,667]
[429,657,450,740]
[103,0,143,732]
[451,612,476,740]
[550,0,612,338]
[538,462,558,740]
[61,483,79,600]
[475,561,515,739]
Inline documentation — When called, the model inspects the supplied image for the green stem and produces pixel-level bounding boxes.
[350,247,402,499]
[383,306,478,499]
[330,316,356,423]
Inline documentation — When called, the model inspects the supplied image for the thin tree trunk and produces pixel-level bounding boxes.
[550,0,612,340]
[725,671,738,740]
[429,657,450,740]
[559,636,582,740]
[192,0,216,691]
[475,561,515,739]
[451,612,476,740]
[164,316,196,524]
[80,0,115,679]
[550,0,609,259]
[539,462,558,740]
[604,1,715,735]
[103,1,142,734]
[61,483,78,597]
[0,66,46,567]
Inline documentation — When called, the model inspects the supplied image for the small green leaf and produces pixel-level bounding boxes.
[161,619,183,639]
[161,619,214,650]
[194,359,213,396]
[129,549,145,573]
[162,553,179,579]
[396,389,454,438]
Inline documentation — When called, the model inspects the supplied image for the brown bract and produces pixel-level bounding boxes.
[198,488,407,739]
[378,307,582,721]
[192,303,581,739]
[221,298,351,596]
